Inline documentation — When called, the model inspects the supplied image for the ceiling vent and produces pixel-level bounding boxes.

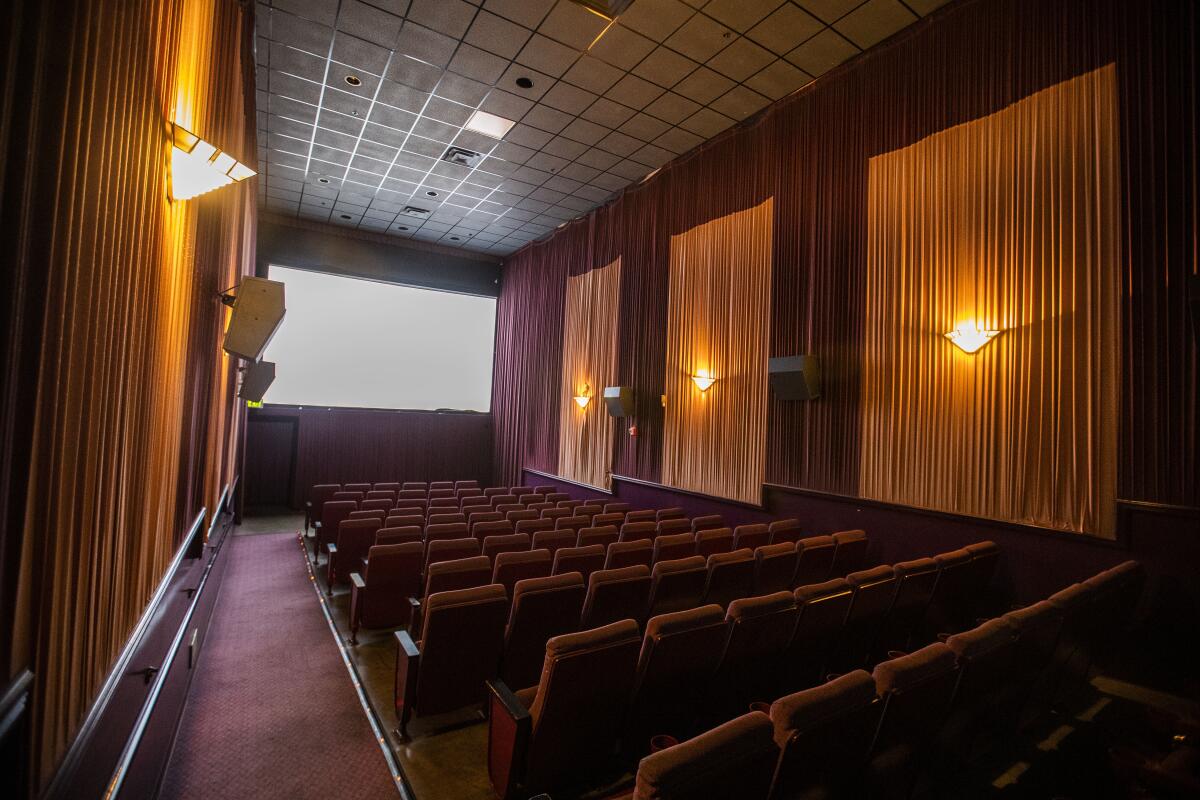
[400,206,431,218]
[569,0,635,18]
[441,146,483,168]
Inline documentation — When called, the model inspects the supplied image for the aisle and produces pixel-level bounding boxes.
[160,530,402,799]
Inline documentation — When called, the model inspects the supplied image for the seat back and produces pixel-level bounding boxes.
[793,535,836,586]
[416,584,508,717]
[456,487,484,501]
[702,548,756,609]
[577,524,619,549]
[425,538,481,571]
[551,545,606,582]
[499,572,586,690]
[769,670,881,799]
[525,501,553,514]
[945,618,1017,716]
[491,548,552,597]
[625,509,656,523]
[619,521,657,543]
[359,542,424,628]
[690,514,724,534]
[555,515,589,536]
[461,495,490,510]
[515,518,554,536]
[520,621,642,792]
[633,711,777,800]
[331,491,362,503]
[605,540,653,570]
[308,483,341,511]
[510,486,535,499]
[319,500,358,551]
[753,542,799,596]
[424,555,493,596]
[556,499,582,511]
[427,497,457,510]
[592,512,625,528]
[428,480,454,490]
[733,523,770,552]
[575,504,603,520]
[506,509,539,524]
[490,494,519,508]
[349,509,386,521]
[543,492,570,504]
[344,482,372,494]
[694,527,734,558]
[961,540,1000,617]
[483,486,509,498]
[835,565,897,668]
[482,532,531,562]
[541,507,570,522]
[603,502,631,514]
[495,503,524,516]
[530,529,576,556]
[768,518,803,545]
[882,558,939,650]
[718,592,798,705]
[385,513,424,531]
[330,518,381,584]
[425,522,470,543]
[397,488,426,500]
[366,489,395,502]
[652,532,696,563]
[374,482,401,492]
[401,482,427,491]
[375,526,422,546]
[626,605,729,752]
[926,548,975,633]
[427,488,455,500]
[656,518,692,539]
[870,644,959,771]
[453,479,479,490]
[475,520,516,544]
[656,507,686,521]
[785,579,854,691]
[581,565,652,629]
[394,498,428,513]
[829,530,868,576]
[427,512,466,527]
[468,510,504,532]
[646,556,708,619]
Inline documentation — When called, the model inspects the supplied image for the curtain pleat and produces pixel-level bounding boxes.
[661,201,773,505]
[557,259,622,489]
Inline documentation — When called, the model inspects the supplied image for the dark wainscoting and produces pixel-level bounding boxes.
[524,468,1199,614]
[251,405,494,508]
[45,483,238,800]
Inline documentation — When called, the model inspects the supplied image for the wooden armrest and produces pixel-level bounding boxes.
[487,679,532,800]
[350,573,366,589]
[395,630,421,736]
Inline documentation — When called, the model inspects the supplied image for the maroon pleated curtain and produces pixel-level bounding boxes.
[492,0,1198,515]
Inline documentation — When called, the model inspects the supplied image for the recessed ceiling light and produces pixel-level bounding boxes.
[317,177,330,184]
[449,236,460,241]
[515,76,534,89]
[345,74,362,87]
[464,109,516,139]
[398,226,409,231]
[339,214,352,219]
[426,190,438,197]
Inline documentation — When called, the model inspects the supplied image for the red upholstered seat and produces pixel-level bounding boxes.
[457,487,484,500]
[495,503,524,515]
[425,522,470,544]
[768,670,881,799]
[694,527,734,558]
[656,507,686,521]
[374,482,401,492]
[624,604,729,754]
[481,532,531,562]
[424,537,481,571]
[632,711,777,800]
[554,515,589,536]
[578,525,619,550]
[468,510,504,531]
[453,479,478,490]
[515,518,554,536]
[941,618,1018,756]
[551,545,606,584]
[394,498,428,513]
[429,481,454,491]
[349,542,423,642]
[461,495,490,510]
[402,481,428,491]
[783,579,854,692]
[619,521,658,543]
[793,535,836,587]
[603,502,631,514]
[397,488,426,500]
[625,509,657,524]
[427,488,455,500]
[505,509,539,524]
[829,529,869,576]
[427,497,457,510]
[484,486,509,498]
[656,518,692,538]
[768,518,803,545]
[922,548,973,638]
[1001,600,1065,724]
[344,482,371,494]
[498,572,585,690]
[384,513,424,531]
[592,512,625,528]
[326,517,381,589]
[652,532,696,564]
[375,526,422,547]
[733,523,770,552]
[360,498,393,514]
[305,484,340,532]
[575,504,603,520]
[331,490,363,503]
[702,548,755,609]
[530,529,575,557]
[427,512,466,527]
[581,565,652,629]
[543,492,570,504]
[490,494,519,508]
[395,583,508,737]
[690,514,724,534]
[491,549,553,598]
[879,557,940,652]
[474,520,516,544]
[557,499,583,511]
[366,490,395,502]
[424,555,492,598]
[646,556,708,620]
[509,486,535,499]
[525,501,553,514]
[348,509,386,522]
[605,540,653,571]
[531,484,556,494]
[714,592,798,717]
[487,620,642,799]
[753,542,799,596]
[830,565,897,670]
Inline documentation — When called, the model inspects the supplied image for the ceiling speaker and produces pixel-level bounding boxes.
[603,386,635,417]
[239,360,275,402]
[223,277,286,361]
[769,355,822,401]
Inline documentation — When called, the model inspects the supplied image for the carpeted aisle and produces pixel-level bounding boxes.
[160,532,399,799]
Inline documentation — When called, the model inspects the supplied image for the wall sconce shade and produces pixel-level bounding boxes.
[573,384,591,409]
[691,373,715,392]
[944,323,1002,354]
[170,123,256,200]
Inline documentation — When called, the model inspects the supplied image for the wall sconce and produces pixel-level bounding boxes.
[170,123,256,200]
[573,384,591,409]
[944,322,1002,354]
[691,371,715,392]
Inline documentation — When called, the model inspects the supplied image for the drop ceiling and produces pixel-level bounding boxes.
[255,0,948,255]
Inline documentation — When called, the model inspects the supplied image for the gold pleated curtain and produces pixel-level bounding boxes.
[860,65,1120,536]
[662,200,773,505]
[556,259,622,489]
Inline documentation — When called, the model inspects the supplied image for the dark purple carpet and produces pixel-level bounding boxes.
[160,532,399,799]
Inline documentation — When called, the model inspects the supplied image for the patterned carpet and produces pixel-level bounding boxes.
[160,532,400,799]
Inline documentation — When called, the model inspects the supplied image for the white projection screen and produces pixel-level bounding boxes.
[261,265,497,411]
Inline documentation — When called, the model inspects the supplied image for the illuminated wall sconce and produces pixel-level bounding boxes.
[573,384,592,409]
[944,322,1002,354]
[691,371,716,392]
[170,123,256,201]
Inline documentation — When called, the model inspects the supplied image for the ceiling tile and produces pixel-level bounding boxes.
[908,0,953,14]
[424,95,471,126]
[269,11,335,55]
[588,24,656,71]
[522,103,575,134]
[465,10,533,60]
[744,58,812,100]
[332,33,391,74]
[680,107,735,138]
[336,0,403,49]
[673,66,735,105]
[447,44,509,84]
[537,0,610,50]
[616,0,694,41]
[703,0,786,33]
[497,63,554,101]
[642,91,702,124]
[393,22,458,68]
[654,125,705,153]
[706,36,775,82]
[785,27,859,77]
[558,162,600,182]
[268,42,326,81]
[632,46,698,89]
[479,89,535,120]
[406,0,476,39]
[747,3,825,55]
[709,84,771,120]
[560,55,625,95]
[610,158,654,180]
[592,172,631,191]
[386,57,443,91]
[560,117,610,145]
[581,97,636,128]
[515,34,580,78]
[664,14,734,62]
[630,142,674,168]
[482,0,556,29]
[596,130,642,157]
[834,0,918,50]
[273,0,338,28]
[526,151,569,173]
[540,81,599,114]
[376,80,429,112]
[435,72,491,105]
[619,112,671,141]
[542,136,589,160]
[506,123,554,149]
[604,73,665,110]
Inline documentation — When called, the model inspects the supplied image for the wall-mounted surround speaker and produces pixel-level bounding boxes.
[223,277,286,361]
[769,355,822,400]
[603,386,635,417]
[239,360,276,402]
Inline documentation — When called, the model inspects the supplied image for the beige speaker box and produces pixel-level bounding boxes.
[223,277,286,360]
[239,360,276,402]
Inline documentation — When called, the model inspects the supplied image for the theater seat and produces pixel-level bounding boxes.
[646,556,708,619]
[530,529,575,556]
[482,533,531,562]
[427,497,457,510]
[509,486,535,499]
[468,510,503,532]
[784,579,853,692]
[348,542,423,643]
[374,482,401,492]
[656,507,686,521]
[830,530,869,576]
[606,540,654,570]
[701,548,755,610]
[830,565,897,670]
[879,557,939,652]
[620,521,658,543]
[515,518,554,536]
[498,572,586,691]
[768,518,803,545]
[581,565,652,629]
[652,532,695,563]
[423,555,493,599]
[577,524,619,549]
[714,592,798,718]
[941,618,1018,758]
[429,481,454,491]
[345,483,372,494]
[923,549,974,637]
[604,502,631,514]
[632,711,777,800]
[484,487,509,498]
[656,518,692,538]
[694,528,734,558]
[506,509,538,524]
[326,518,381,591]
[384,514,424,532]
[541,508,570,522]
[375,526,422,547]
[625,605,729,755]
[543,492,570,504]
[556,499,582,511]
[315,500,358,564]
[575,504,603,520]
[305,484,341,533]
[487,620,642,799]
[491,494,519,508]
[473,518,515,543]
[525,501,553,514]
[626,509,657,524]
[1001,600,1065,725]
[792,535,836,587]
[331,490,363,503]
[425,522,470,544]
[593,512,625,528]
[401,482,427,492]
[753,542,799,596]
[690,514,724,534]
[427,488,454,500]
[491,548,553,598]
[425,538,481,571]
[551,545,606,583]
[365,490,395,502]
[495,503,523,515]
[451,480,476,490]
[733,524,770,552]
[555,515,589,537]
[396,584,508,737]
[426,512,465,527]
[769,670,881,799]
[348,509,386,522]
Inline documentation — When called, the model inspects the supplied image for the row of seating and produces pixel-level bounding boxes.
[489,559,1144,800]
